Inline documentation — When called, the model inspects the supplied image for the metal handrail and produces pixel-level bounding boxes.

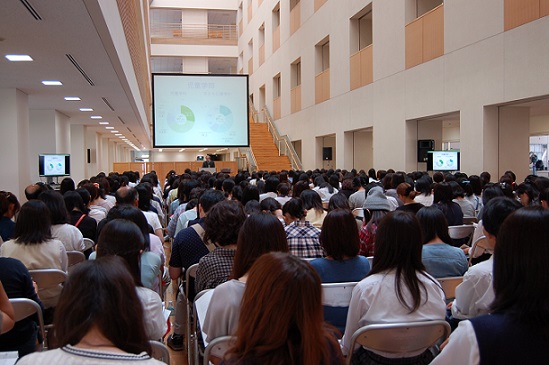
[262,107,303,171]
[150,22,238,41]
[239,147,258,172]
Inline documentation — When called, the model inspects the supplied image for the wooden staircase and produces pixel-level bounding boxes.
[249,122,292,171]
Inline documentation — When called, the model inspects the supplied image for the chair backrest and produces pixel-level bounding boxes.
[462,216,478,225]
[347,321,450,365]
[9,298,45,348]
[436,276,463,301]
[203,336,236,365]
[366,256,374,268]
[448,225,475,241]
[149,340,170,364]
[469,235,489,266]
[82,237,95,251]
[185,263,199,299]
[352,208,364,218]
[321,282,358,307]
[29,269,68,289]
[66,251,86,274]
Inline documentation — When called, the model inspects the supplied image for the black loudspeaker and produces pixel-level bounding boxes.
[87,149,91,164]
[417,140,434,162]
[323,147,332,161]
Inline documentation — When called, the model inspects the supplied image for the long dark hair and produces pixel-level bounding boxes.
[14,200,52,244]
[96,219,144,286]
[231,213,288,278]
[301,189,324,215]
[38,190,69,225]
[225,252,342,365]
[491,207,549,338]
[416,206,453,245]
[320,209,359,260]
[53,257,151,354]
[368,211,434,312]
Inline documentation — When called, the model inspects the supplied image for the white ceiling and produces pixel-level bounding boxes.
[0,0,150,150]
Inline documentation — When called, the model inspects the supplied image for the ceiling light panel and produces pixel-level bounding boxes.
[5,54,33,61]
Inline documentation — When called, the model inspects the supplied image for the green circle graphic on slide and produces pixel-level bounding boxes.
[208,105,233,132]
[168,105,195,133]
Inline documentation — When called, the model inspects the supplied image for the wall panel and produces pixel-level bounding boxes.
[405,18,423,69]
[504,0,539,30]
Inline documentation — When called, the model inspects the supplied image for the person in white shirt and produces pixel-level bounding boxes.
[432,207,549,364]
[342,211,446,364]
[450,197,522,321]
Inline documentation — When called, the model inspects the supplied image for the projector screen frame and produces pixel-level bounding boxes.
[427,150,460,172]
[38,153,71,177]
[152,73,250,149]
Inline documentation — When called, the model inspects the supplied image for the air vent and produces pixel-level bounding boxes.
[102,97,115,111]
[117,116,126,124]
[66,54,94,86]
[20,0,42,20]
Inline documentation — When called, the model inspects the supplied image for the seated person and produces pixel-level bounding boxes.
[203,213,288,342]
[17,257,164,365]
[0,191,20,242]
[0,258,44,357]
[451,197,521,320]
[417,206,468,278]
[282,198,323,258]
[310,209,371,335]
[195,200,246,293]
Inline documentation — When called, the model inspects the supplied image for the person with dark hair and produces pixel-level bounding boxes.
[275,182,291,206]
[310,209,370,334]
[59,177,75,196]
[414,175,434,207]
[348,176,368,210]
[195,200,246,293]
[134,184,164,244]
[241,184,260,206]
[465,175,483,214]
[515,182,537,207]
[223,252,344,365]
[313,175,339,203]
[292,180,310,198]
[301,189,327,228]
[540,187,549,209]
[63,191,97,250]
[449,181,476,218]
[259,175,280,202]
[342,211,445,363]
[327,193,351,212]
[96,219,166,340]
[450,197,522,322]
[0,200,67,308]
[0,257,43,357]
[417,206,468,278]
[16,257,164,365]
[432,207,549,364]
[203,213,288,342]
[0,191,20,242]
[282,198,323,258]
[82,183,107,223]
[167,189,225,350]
[433,182,464,226]
[338,178,354,199]
[39,190,85,252]
[359,186,391,257]
[396,182,424,214]
[24,182,50,201]
[259,197,283,221]
[244,200,261,215]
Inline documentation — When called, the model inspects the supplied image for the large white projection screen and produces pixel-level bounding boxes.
[152,74,249,148]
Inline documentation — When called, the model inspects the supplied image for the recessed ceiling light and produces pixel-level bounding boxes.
[91,116,102,119]
[105,126,114,130]
[99,121,109,125]
[5,54,33,62]
[118,136,125,139]
[110,130,119,133]
[64,96,81,101]
[42,80,62,86]
[159,149,163,152]
[79,108,94,112]
[179,148,186,152]
[115,133,122,136]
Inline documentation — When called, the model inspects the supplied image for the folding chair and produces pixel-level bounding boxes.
[185,263,199,365]
[66,251,86,274]
[462,216,478,225]
[436,276,464,302]
[192,289,214,365]
[28,269,67,306]
[366,256,374,268]
[82,237,95,251]
[149,340,170,364]
[321,282,358,307]
[203,336,236,365]
[9,298,45,351]
[448,224,475,245]
[346,321,451,365]
[469,235,489,266]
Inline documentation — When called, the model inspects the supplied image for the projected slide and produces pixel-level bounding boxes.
[153,74,249,147]
[432,151,459,171]
[44,155,66,175]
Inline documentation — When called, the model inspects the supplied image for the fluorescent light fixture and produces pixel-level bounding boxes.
[90,116,102,119]
[110,130,119,133]
[41,80,62,86]
[5,54,33,61]
[115,133,122,136]
[179,148,185,152]
[159,149,163,152]
[105,126,114,130]
[80,108,94,112]
[99,122,109,125]
[118,136,125,139]
[141,154,150,158]
[64,96,81,101]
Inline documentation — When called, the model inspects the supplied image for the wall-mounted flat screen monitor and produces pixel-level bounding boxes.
[39,154,71,177]
[152,73,249,148]
[427,150,460,171]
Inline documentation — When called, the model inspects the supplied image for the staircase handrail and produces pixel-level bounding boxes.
[262,107,303,171]
[239,147,258,172]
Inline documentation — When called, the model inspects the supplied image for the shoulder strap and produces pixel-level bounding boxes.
[190,223,216,252]
[74,214,86,228]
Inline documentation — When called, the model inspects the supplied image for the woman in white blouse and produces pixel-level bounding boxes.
[342,211,446,364]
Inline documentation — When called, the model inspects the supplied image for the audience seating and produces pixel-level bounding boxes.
[321,282,357,307]
[346,320,451,365]
[436,276,464,302]
[185,263,199,365]
[9,298,45,351]
[468,235,489,266]
[191,289,214,365]
[66,251,86,274]
[82,238,95,251]
[462,216,478,225]
[448,224,475,245]
[149,340,170,364]
[203,335,236,365]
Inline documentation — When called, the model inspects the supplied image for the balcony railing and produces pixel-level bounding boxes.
[151,23,238,41]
